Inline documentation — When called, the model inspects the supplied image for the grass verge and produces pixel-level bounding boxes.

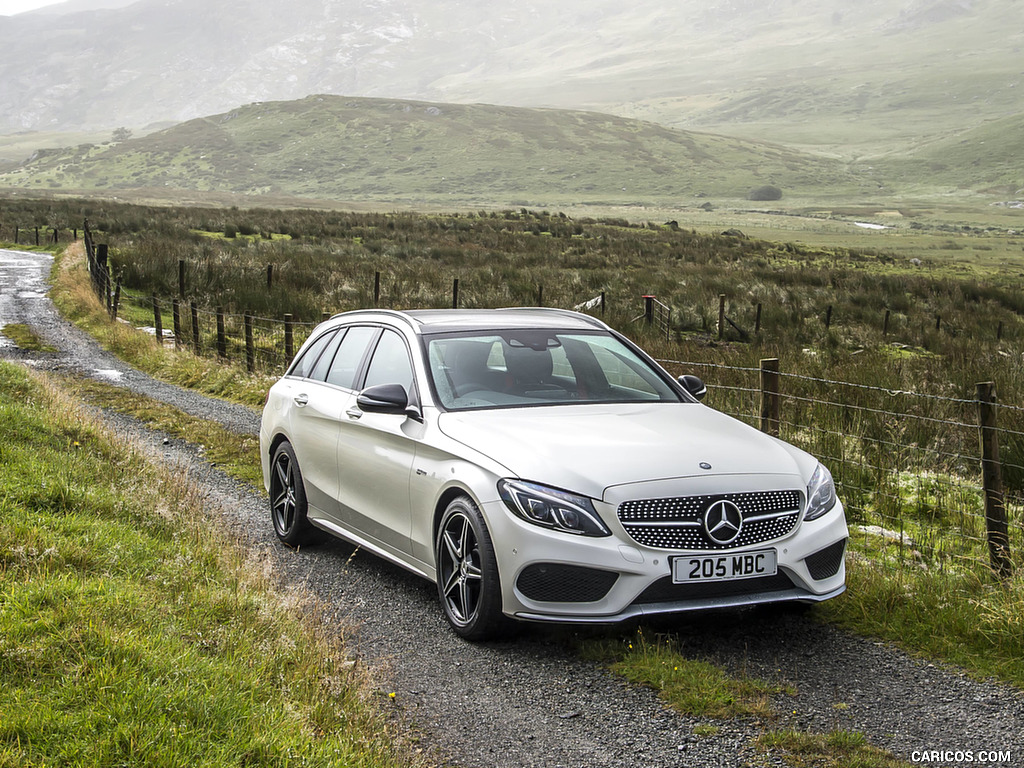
[61,375,263,488]
[0,324,57,352]
[818,552,1024,687]
[757,730,911,768]
[0,362,411,767]
[50,242,273,408]
[582,630,785,719]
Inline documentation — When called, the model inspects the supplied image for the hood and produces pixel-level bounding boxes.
[437,402,811,501]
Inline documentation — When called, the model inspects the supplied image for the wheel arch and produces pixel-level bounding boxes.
[432,484,479,548]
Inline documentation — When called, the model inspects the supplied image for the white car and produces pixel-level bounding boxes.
[260,308,848,640]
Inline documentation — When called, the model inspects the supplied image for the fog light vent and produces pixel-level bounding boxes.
[516,563,617,603]
[804,539,847,580]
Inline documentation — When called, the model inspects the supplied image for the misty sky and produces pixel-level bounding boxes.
[1,0,64,15]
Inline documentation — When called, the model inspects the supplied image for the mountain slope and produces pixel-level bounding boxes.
[1,0,1020,157]
[884,114,1024,194]
[0,95,869,205]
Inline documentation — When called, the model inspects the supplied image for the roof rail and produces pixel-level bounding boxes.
[495,306,609,330]
[325,308,421,328]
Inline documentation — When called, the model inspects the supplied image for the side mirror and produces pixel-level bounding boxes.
[678,374,707,401]
[357,383,410,414]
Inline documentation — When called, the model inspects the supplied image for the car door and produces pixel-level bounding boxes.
[277,327,343,516]
[335,327,420,558]
[286,325,377,519]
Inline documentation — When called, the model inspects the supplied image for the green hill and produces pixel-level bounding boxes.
[0,95,872,207]
[882,114,1024,195]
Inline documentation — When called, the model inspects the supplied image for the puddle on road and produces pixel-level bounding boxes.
[94,369,125,381]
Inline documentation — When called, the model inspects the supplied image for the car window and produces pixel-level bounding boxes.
[426,331,679,410]
[325,326,377,390]
[362,329,414,393]
[287,329,338,379]
[307,327,348,382]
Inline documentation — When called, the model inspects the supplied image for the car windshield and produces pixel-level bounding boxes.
[425,330,681,410]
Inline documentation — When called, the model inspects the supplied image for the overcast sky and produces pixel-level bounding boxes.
[1,0,66,15]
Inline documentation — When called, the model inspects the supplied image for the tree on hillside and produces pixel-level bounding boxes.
[748,185,783,201]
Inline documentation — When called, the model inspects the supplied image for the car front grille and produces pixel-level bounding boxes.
[617,490,801,550]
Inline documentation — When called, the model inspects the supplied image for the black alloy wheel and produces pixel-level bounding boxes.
[436,496,509,640]
[269,441,319,546]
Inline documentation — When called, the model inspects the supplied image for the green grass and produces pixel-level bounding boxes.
[757,730,912,768]
[61,375,263,488]
[0,324,57,352]
[0,362,411,768]
[819,552,1024,687]
[583,631,786,719]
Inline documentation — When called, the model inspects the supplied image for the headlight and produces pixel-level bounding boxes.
[498,479,611,537]
[804,463,837,521]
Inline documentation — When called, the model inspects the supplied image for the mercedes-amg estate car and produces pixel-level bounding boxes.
[259,308,848,639]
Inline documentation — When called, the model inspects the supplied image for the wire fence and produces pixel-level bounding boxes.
[656,357,1022,579]
[82,222,1022,581]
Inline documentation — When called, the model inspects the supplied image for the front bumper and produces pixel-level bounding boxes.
[482,496,849,624]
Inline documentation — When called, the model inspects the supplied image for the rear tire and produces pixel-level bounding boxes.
[269,441,320,546]
[435,496,510,641]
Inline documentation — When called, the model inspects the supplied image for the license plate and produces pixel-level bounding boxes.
[672,550,777,583]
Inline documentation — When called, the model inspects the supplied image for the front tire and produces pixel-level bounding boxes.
[435,496,509,640]
[269,441,319,546]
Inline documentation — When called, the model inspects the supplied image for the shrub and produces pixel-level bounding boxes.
[748,185,783,201]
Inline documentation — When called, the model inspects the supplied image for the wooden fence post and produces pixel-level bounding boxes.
[718,294,726,340]
[153,296,163,346]
[643,295,654,326]
[172,298,181,349]
[267,264,274,291]
[284,314,294,360]
[997,321,1004,341]
[97,244,110,305]
[760,358,781,437]
[190,301,200,354]
[537,285,544,306]
[452,279,459,309]
[244,312,255,373]
[600,290,606,316]
[35,227,40,246]
[14,226,18,244]
[883,309,891,337]
[111,278,121,320]
[216,307,227,358]
[825,305,833,330]
[977,381,1012,578]
[374,271,381,306]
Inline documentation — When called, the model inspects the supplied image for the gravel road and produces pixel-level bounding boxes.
[3,247,1022,768]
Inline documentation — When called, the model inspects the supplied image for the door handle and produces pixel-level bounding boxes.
[293,394,308,406]
[345,408,363,420]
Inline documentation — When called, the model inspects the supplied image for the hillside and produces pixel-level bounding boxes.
[0,95,871,207]
[883,114,1024,195]
[0,0,1021,158]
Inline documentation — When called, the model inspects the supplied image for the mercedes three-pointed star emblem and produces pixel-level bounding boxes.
[703,499,743,545]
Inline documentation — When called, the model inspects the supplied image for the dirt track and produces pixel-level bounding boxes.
[3,246,1022,767]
